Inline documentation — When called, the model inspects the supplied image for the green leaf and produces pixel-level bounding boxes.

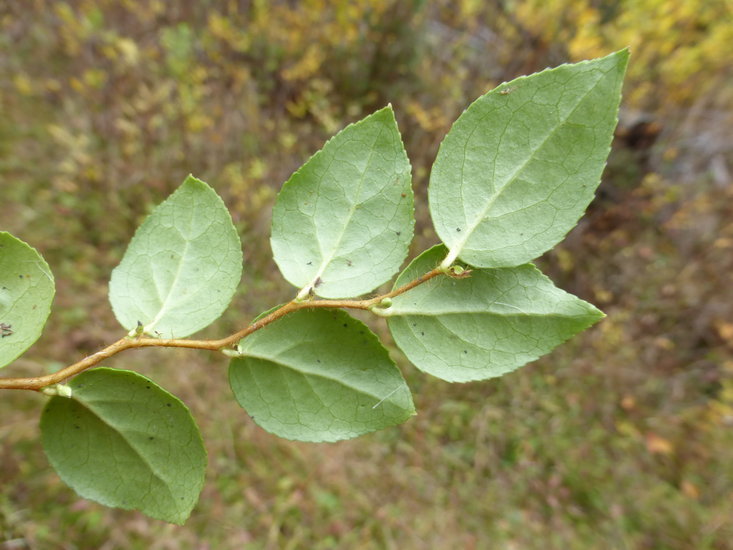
[430,50,629,269]
[109,175,242,338]
[271,106,414,299]
[229,309,415,442]
[40,368,206,525]
[0,232,55,369]
[384,246,604,382]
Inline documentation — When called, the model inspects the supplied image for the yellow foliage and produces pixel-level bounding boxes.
[645,433,674,456]
[12,74,33,96]
[512,0,733,111]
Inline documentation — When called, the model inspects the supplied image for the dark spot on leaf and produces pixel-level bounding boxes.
[166,403,172,407]
[146,385,151,389]
[74,424,80,429]
[463,350,468,354]
[456,228,461,232]
[343,323,348,328]
[307,261,312,266]
[401,193,406,198]
[396,231,401,236]
[149,436,154,440]
[18,274,23,278]
[421,332,425,336]
[317,359,321,363]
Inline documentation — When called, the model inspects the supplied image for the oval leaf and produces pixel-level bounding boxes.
[229,309,415,442]
[271,106,414,299]
[40,368,206,525]
[109,175,243,338]
[385,246,604,382]
[0,232,55,368]
[430,50,629,268]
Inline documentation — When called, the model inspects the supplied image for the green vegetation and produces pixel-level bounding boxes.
[2,50,624,524]
[1,1,732,548]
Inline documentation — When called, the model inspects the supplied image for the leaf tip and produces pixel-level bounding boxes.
[182,174,208,190]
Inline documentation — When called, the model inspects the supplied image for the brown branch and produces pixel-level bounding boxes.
[0,266,445,392]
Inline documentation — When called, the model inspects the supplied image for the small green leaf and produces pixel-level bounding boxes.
[229,309,415,442]
[109,175,242,338]
[40,368,206,525]
[385,246,604,382]
[271,106,414,299]
[430,50,629,268]
[0,232,55,369]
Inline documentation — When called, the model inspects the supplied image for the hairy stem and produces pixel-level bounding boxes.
[0,267,445,391]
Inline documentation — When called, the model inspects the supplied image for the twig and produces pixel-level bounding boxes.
[0,267,445,391]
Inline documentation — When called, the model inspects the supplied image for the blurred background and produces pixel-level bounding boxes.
[1,1,732,548]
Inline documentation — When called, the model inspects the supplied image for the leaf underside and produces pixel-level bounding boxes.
[430,50,629,268]
[386,246,604,382]
[40,368,207,525]
[108,175,243,338]
[0,232,55,369]
[229,309,415,442]
[271,105,414,299]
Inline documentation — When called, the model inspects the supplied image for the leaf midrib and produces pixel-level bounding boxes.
[238,352,392,403]
[304,125,386,296]
[445,67,610,263]
[70,394,183,514]
[385,308,598,320]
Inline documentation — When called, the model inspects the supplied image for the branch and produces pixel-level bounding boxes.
[0,267,445,392]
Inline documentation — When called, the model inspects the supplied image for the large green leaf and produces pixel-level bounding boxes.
[0,232,55,368]
[229,309,415,442]
[40,368,206,525]
[384,246,603,382]
[109,175,242,338]
[430,50,628,269]
[271,106,414,299]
